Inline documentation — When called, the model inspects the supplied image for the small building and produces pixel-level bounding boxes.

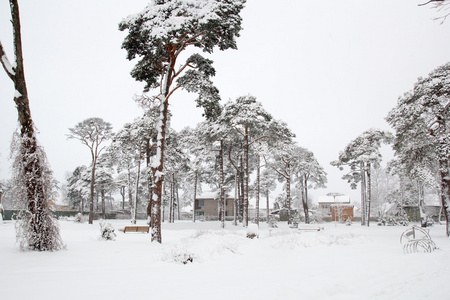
[195,192,234,220]
[318,194,350,215]
[331,204,354,222]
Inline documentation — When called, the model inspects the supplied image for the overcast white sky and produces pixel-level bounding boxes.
[1,1,450,204]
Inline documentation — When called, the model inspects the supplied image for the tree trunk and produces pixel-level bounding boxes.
[101,189,106,219]
[303,176,310,224]
[234,172,238,226]
[266,190,270,224]
[220,140,225,228]
[243,127,249,227]
[360,162,366,226]
[286,166,292,224]
[193,170,197,222]
[146,139,153,226]
[0,0,62,250]
[255,155,260,226]
[89,157,97,224]
[239,156,244,222]
[150,98,169,243]
[120,186,125,210]
[176,175,180,221]
[133,149,142,224]
[127,167,133,223]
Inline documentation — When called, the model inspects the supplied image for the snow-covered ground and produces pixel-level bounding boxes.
[1,219,449,300]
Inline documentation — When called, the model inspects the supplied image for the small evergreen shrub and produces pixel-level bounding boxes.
[74,213,87,223]
[268,215,278,228]
[99,220,116,241]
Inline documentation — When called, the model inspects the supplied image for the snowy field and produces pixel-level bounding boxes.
[1,220,449,300]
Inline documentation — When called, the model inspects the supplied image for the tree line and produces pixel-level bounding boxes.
[65,94,328,235]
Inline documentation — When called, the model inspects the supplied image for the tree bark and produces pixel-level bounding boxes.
[303,175,310,224]
[150,98,169,243]
[243,126,249,227]
[146,139,153,226]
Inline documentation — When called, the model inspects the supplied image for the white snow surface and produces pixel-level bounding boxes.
[1,220,449,299]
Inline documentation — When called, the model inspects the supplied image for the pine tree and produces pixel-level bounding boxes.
[67,118,113,224]
[0,0,63,251]
[331,129,393,226]
[387,62,450,235]
[119,0,246,243]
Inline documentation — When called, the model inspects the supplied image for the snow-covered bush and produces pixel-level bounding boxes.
[290,212,300,228]
[99,220,116,241]
[74,213,87,223]
[164,245,195,264]
[268,215,278,228]
[246,223,259,239]
[309,209,325,224]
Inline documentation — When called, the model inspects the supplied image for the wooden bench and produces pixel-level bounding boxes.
[120,225,150,233]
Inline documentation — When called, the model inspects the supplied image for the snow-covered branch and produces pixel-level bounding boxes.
[0,41,16,81]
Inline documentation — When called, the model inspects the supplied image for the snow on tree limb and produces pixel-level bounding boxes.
[0,41,16,80]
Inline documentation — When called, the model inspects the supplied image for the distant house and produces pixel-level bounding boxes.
[331,204,354,222]
[195,192,234,220]
[318,195,350,215]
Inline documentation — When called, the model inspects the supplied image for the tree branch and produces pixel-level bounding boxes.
[0,41,15,81]
[418,0,444,6]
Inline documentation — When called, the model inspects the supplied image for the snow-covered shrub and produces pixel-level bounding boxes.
[99,220,116,241]
[309,209,325,224]
[290,212,300,228]
[74,213,87,223]
[164,245,195,264]
[268,215,278,228]
[246,223,259,239]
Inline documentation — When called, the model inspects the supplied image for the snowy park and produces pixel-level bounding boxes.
[2,1,450,300]
[1,219,449,300]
